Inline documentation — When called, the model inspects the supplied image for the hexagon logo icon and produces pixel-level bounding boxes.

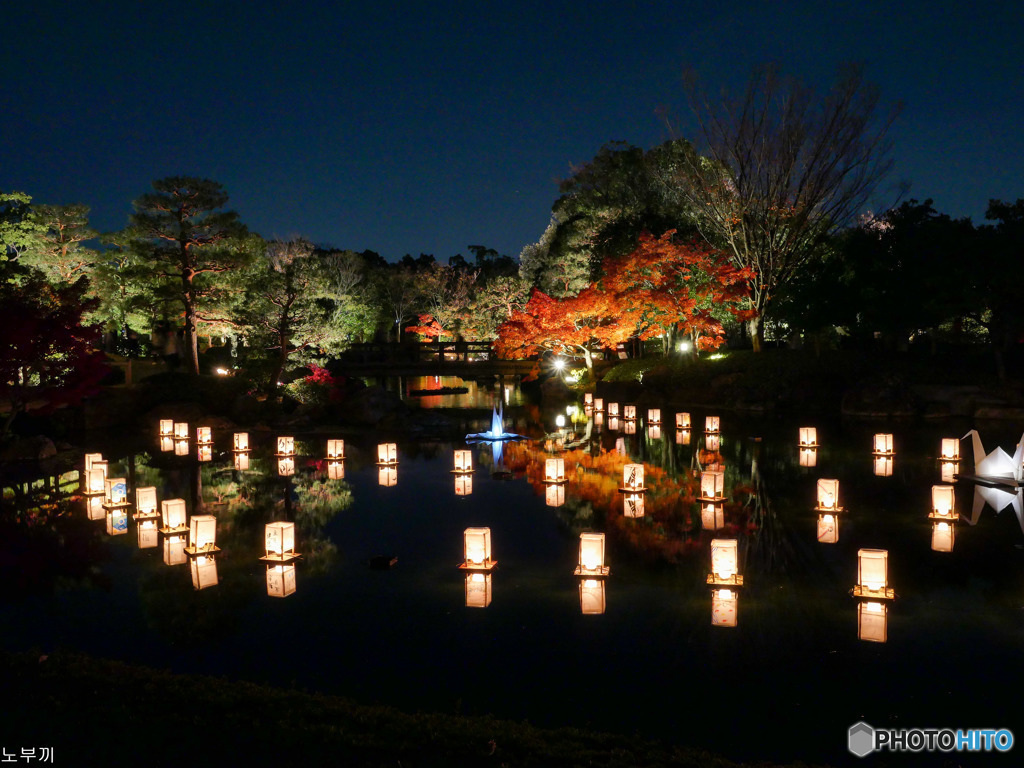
[848,721,875,757]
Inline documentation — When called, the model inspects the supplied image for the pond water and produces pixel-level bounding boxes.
[2,404,1023,767]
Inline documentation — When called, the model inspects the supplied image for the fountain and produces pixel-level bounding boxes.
[465,402,524,443]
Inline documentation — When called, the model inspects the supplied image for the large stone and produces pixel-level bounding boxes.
[0,435,57,462]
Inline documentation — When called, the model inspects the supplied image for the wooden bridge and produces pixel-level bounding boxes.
[337,341,538,377]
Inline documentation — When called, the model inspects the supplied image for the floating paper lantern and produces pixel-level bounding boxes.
[593,397,604,412]
[377,443,398,465]
[104,477,128,507]
[158,419,173,437]
[378,466,397,486]
[701,503,724,530]
[575,532,608,576]
[799,448,818,468]
[623,405,636,421]
[816,479,841,511]
[699,470,725,501]
[799,427,818,448]
[84,453,104,473]
[277,457,294,477]
[647,408,661,425]
[705,415,720,433]
[711,588,738,627]
[276,436,295,456]
[707,538,743,585]
[190,555,219,590]
[607,402,619,418]
[454,474,473,496]
[873,455,893,477]
[939,438,960,461]
[623,493,645,518]
[857,601,888,643]
[465,572,492,608]
[234,452,251,471]
[160,498,187,533]
[173,422,188,439]
[675,412,691,429]
[545,483,565,507]
[583,393,593,408]
[266,564,297,598]
[163,534,187,566]
[853,548,893,599]
[579,579,606,615]
[816,513,838,544]
[196,426,212,444]
[160,436,174,452]
[85,464,108,495]
[327,439,345,460]
[545,457,566,483]
[326,460,344,480]
[930,485,957,520]
[197,444,213,462]
[453,449,473,473]
[621,463,645,492]
[263,521,297,561]
[593,411,604,429]
[872,433,894,455]
[704,434,720,452]
[676,428,691,446]
[105,509,128,536]
[187,515,219,555]
[137,519,158,549]
[174,439,189,457]
[931,520,955,552]
[461,527,495,570]
[136,487,158,517]
[233,432,249,451]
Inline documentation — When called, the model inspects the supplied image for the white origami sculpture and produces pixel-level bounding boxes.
[964,430,1024,485]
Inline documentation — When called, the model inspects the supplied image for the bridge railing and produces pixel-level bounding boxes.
[340,341,495,365]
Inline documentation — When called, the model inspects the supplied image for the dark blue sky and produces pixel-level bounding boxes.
[3,1,1021,260]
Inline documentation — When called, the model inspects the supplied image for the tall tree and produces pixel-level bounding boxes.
[20,204,97,284]
[128,177,250,374]
[674,64,900,350]
[0,192,46,268]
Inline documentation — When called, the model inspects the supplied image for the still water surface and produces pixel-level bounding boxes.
[2,403,1023,766]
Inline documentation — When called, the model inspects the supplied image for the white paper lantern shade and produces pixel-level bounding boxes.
[86,494,105,521]
[276,436,295,456]
[277,457,295,477]
[233,432,250,452]
[857,601,888,643]
[545,483,565,507]
[931,521,955,552]
[705,415,720,434]
[873,455,893,477]
[84,452,104,473]
[174,439,189,457]
[160,499,188,533]
[451,449,473,473]
[711,588,738,627]
[185,515,220,556]
[575,532,609,577]
[815,479,842,512]
[327,439,345,460]
[676,428,691,446]
[158,420,174,437]
[647,408,661,425]
[583,393,593,409]
[699,470,725,501]
[704,434,720,452]
[326,460,344,480]
[378,466,397,486]
[234,452,251,471]
[377,443,398,465]
[460,527,495,570]
[675,412,691,429]
[84,462,108,495]
[160,436,174,453]
[135,487,158,519]
[798,427,818,448]
[196,426,212,444]
[261,521,299,563]
[620,464,645,493]
[623,419,636,435]
[593,397,604,412]
[929,485,957,520]
[266,564,297,598]
[171,422,188,439]
[799,448,818,468]
[623,493,645,518]
[454,474,473,496]
[579,579,606,615]
[197,444,213,462]
[103,477,128,508]
[816,513,839,544]
[939,438,960,461]
[465,572,492,608]
[623,405,636,421]
[545,457,566,483]
[872,433,894,455]
[105,509,128,536]
[607,402,619,418]
[853,548,894,599]
[707,538,743,586]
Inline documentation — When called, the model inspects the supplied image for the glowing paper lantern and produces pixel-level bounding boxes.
[675,412,691,429]
[465,572,492,608]
[160,436,174,452]
[158,420,173,437]
[711,588,738,627]
[623,405,636,421]
[277,456,295,476]
[705,415,720,433]
[173,422,188,439]
[276,436,295,456]
[676,429,691,446]
[576,532,608,576]
[327,439,345,459]
[873,433,894,455]
[86,494,105,520]
[163,534,187,566]
[326,460,344,480]
[378,466,397,486]
[593,411,604,428]
[607,402,619,418]
[873,455,893,477]
[647,408,661,425]
[234,452,251,471]
[105,509,128,536]
[233,432,249,451]
[84,453,104,473]
[699,470,725,501]
[377,443,397,464]
[593,397,604,412]
[190,555,219,590]
[583,393,593,408]
[707,538,743,585]
[623,493,645,518]
[704,434,720,452]
[621,463,645,492]
[647,424,662,441]
[197,444,213,462]
[267,564,297,597]
[135,487,158,517]
[930,485,957,519]
[579,579,606,615]
[940,438,960,461]
[103,477,128,507]
[453,449,473,473]
[800,448,818,467]
[931,521,955,552]
[857,601,888,643]
[816,479,841,511]
[454,474,473,496]
[174,439,189,456]
[701,503,724,530]
[545,483,565,507]
[853,548,893,599]
[545,457,566,483]
[137,519,158,549]
[160,498,187,533]
[816,513,838,544]
[187,515,219,554]
[196,426,212,444]
[461,527,495,570]
[264,521,297,561]
[798,427,818,447]
[85,464,108,495]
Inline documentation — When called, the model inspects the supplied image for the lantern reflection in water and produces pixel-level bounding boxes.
[454,474,473,496]
[676,429,691,446]
[940,438,960,461]
[277,457,295,477]
[327,439,345,460]
[174,439,189,457]
[705,415,720,433]
[940,461,958,483]
[575,532,608,576]
[621,464,645,492]
[817,513,839,543]
[545,483,565,507]
[607,416,619,432]
[711,589,738,627]
[86,494,105,520]
[873,455,893,477]
[853,548,894,599]
[594,412,604,429]
[137,519,159,549]
[707,538,743,585]
[857,601,888,643]
[800,448,818,467]
[465,572,492,608]
[701,503,724,530]
[931,521,955,552]
[105,509,128,536]
[160,436,174,452]
[160,499,187,534]
[545,457,566,483]
[799,427,818,448]
[197,444,213,462]
[378,466,397,486]
[190,555,219,590]
[873,433,894,455]
[163,534,187,566]
[233,432,250,452]
[647,424,662,441]
[623,419,636,435]
[930,485,957,520]
[704,434,720,452]
[579,579,606,615]
[623,493,644,518]
[461,527,495,570]
[453,449,473,473]
[266,564,297,598]
[234,452,251,471]
[377,443,398,465]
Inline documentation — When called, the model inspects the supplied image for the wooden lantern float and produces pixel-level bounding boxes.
[872,433,894,456]
[711,588,738,627]
[465,572,492,608]
[575,532,609,577]
[607,402,619,418]
[197,444,213,462]
[798,427,818,448]
[705,415,720,434]
[707,538,743,586]
[579,579,606,615]
[266,564,297,598]
[160,498,188,534]
[261,521,299,563]
[545,483,565,507]
[196,426,212,445]
[815,479,842,512]
[623,493,645,518]
[173,422,189,439]
[105,508,128,536]
[277,456,295,477]
[185,515,220,557]
[233,432,250,452]
[135,487,158,520]
[234,452,251,471]
[623,404,637,421]
[699,470,725,502]
[276,436,295,457]
[163,534,187,566]
[593,397,604,412]
[103,477,129,508]
[676,428,691,446]
[136,519,159,549]
[704,433,721,452]
[853,548,894,599]
[454,474,473,496]
[675,412,691,429]
[931,521,955,552]
[190,555,219,590]
[158,419,174,438]
[545,457,566,483]
[460,527,496,571]
[939,438,960,461]
[873,455,893,477]
[620,463,645,493]
[84,462,108,496]
[160,436,174,452]
[174,439,189,457]
[377,443,398,465]
[857,601,888,643]
[326,460,344,480]
[452,449,473,473]
[327,439,345,460]
[929,484,958,521]
[701,503,724,530]
[378,466,397,486]
[816,513,839,543]
[799,447,818,467]
[647,408,662,425]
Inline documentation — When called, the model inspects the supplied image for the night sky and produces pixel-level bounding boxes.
[3,1,1021,261]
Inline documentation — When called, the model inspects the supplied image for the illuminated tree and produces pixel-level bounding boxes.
[0,192,46,266]
[20,204,97,284]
